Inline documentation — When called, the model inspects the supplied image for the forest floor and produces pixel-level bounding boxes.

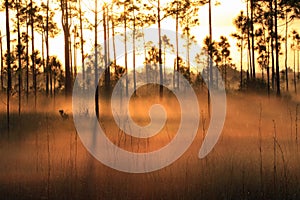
[0,89,300,200]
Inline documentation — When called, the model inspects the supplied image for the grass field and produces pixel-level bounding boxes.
[0,89,300,199]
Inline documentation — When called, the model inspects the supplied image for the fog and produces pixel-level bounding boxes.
[0,89,300,199]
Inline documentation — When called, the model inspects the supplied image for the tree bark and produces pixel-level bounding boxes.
[17,0,22,115]
[0,31,3,91]
[285,10,288,91]
[274,0,280,96]
[79,0,85,89]
[61,0,72,97]
[6,0,11,132]
[158,0,163,97]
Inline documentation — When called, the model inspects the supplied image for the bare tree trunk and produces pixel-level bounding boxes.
[294,48,297,93]
[6,0,11,132]
[112,20,117,72]
[124,3,128,97]
[25,1,29,101]
[46,0,50,96]
[106,6,110,90]
[95,0,99,118]
[240,37,243,89]
[61,0,72,97]
[31,0,37,108]
[73,26,77,78]
[285,10,289,91]
[176,3,179,89]
[103,5,110,91]
[250,0,255,78]
[158,0,163,97]
[247,1,252,79]
[269,0,275,89]
[274,0,280,96]
[209,0,213,87]
[0,31,3,91]
[133,14,137,96]
[79,0,85,89]
[17,0,22,115]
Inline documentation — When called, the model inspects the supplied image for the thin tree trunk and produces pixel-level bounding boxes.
[274,0,280,96]
[247,1,252,78]
[124,3,128,97]
[187,21,190,82]
[176,3,179,89]
[285,10,289,91]
[17,0,22,115]
[250,0,256,78]
[79,0,85,89]
[209,0,213,86]
[158,0,163,97]
[105,6,110,90]
[43,32,48,96]
[31,0,37,108]
[270,0,275,89]
[73,26,77,78]
[26,2,29,101]
[133,13,137,96]
[104,5,110,91]
[95,0,99,118]
[294,48,297,93]
[240,37,243,89]
[46,0,51,96]
[208,0,212,116]
[0,31,3,91]
[112,19,117,72]
[6,0,11,132]
[61,0,71,97]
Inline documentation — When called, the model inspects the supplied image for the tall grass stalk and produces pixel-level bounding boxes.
[273,136,288,199]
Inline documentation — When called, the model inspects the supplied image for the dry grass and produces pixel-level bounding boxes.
[0,89,300,199]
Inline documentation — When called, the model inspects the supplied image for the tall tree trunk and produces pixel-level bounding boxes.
[6,0,11,132]
[158,0,163,97]
[250,0,255,78]
[270,0,275,89]
[104,5,110,91]
[274,0,280,96]
[0,31,3,91]
[17,0,22,115]
[285,10,288,91]
[95,0,99,118]
[105,6,110,91]
[73,26,77,78]
[298,49,299,80]
[187,22,190,82]
[112,19,117,73]
[124,3,128,97]
[61,0,71,97]
[133,13,137,96]
[208,0,212,116]
[247,0,252,79]
[240,37,243,89]
[26,1,29,101]
[176,2,179,89]
[46,0,50,96]
[31,0,37,108]
[294,47,297,93]
[78,0,85,89]
[209,0,213,87]
[43,32,48,96]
